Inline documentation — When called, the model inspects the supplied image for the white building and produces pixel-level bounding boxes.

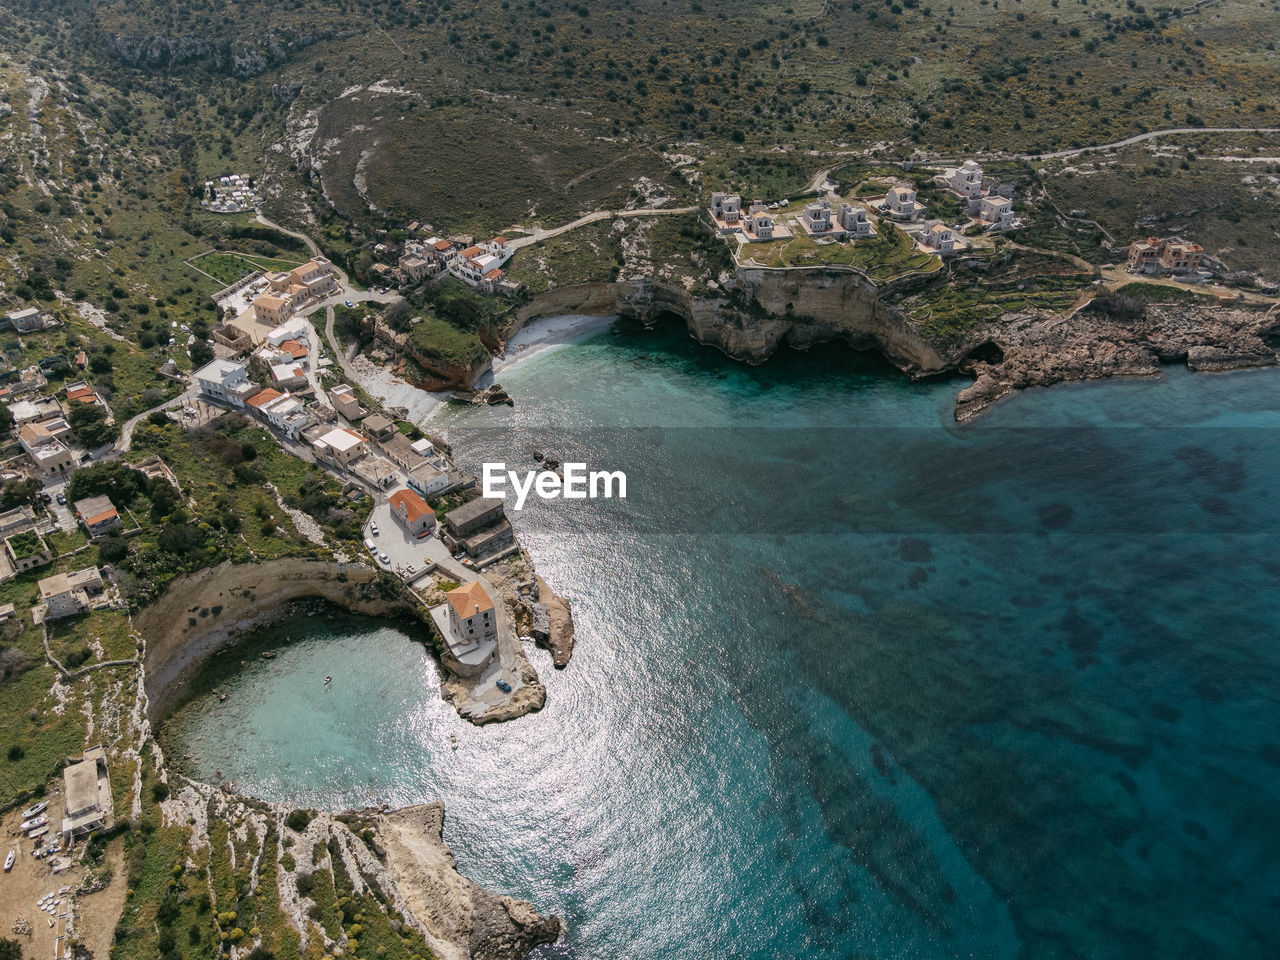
[743,204,776,241]
[194,359,259,408]
[925,223,957,252]
[883,183,923,220]
[709,192,742,227]
[978,195,1015,228]
[837,203,874,237]
[944,160,984,198]
[258,393,313,438]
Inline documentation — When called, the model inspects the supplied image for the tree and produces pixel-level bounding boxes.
[190,341,214,366]
[1,477,43,509]
[0,938,22,960]
[69,403,115,449]
[98,536,129,564]
[0,403,12,434]
[68,462,145,506]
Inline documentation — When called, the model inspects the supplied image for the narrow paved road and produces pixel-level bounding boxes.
[1019,126,1280,161]
[101,386,197,460]
[507,205,698,251]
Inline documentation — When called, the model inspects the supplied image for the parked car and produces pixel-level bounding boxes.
[496,679,512,693]
[370,522,379,535]
[55,492,66,505]
[365,538,377,553]
[378,552,390,565]
[344,300,354,308]
[405,563,416,575]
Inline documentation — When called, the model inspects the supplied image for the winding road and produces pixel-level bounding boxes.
[506,205,698,250]
[1018,126,1280,162]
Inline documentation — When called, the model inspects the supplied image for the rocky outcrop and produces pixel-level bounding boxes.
[510,272,1280,422]
[372,317,492,390]
[954,301,1279,420]
[379,804,562,960]
[100,31,329,77]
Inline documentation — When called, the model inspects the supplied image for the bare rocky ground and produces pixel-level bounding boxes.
[956,301,1279,421]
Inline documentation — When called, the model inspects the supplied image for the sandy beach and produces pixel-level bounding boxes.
[347,352,451,423]
[493,313,616,374]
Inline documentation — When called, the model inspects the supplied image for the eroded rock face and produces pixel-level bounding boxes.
[955,301,1280,421]
[100,31,328,77]
[515,275,1280,422]
[379,803,562,960]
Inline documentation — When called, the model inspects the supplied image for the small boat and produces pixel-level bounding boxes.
[324,675,332,685]
[21,800,48,819]
[4,849,14,871]
[260,651,276,660]
[218,692,228,702]
[28,827,48,840]
[449,736,458,751]
[20,815,47,832]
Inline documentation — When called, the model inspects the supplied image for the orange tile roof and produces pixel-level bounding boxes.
[247,389,283,408]
[433,240,453,251]
[492,236,507,244]
[390,488,434,524]
[84,508,118,526]
[66,385,96,402]
[483,269,503,280]
[280,339,308,360]
[445,580,494,619]
[460,245,484,258]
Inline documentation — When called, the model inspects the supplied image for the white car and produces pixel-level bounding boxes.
[370,522,379,535]
[365,538,377,553]
[406,563,416,575]
[378,552,391,565]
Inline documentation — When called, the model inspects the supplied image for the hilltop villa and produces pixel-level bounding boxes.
[1127,236,1205,276]
[882,183,924,220]
[944,160,985,198]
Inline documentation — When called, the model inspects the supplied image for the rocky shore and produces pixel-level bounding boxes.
[504,273,1280,422]
[954,300,1280,421]
[137,560,564,958]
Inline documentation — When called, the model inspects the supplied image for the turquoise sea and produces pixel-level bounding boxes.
[164,321,1280,959]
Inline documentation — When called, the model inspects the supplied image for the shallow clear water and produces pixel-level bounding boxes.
[164,322,1280,960]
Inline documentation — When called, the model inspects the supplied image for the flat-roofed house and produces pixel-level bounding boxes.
[361,414,396,441]
[710,192,742,225]
[329,384,364,421]
[389,488,435,538]
[74,495,122,539]
[945,159,984,198]
[194,359,258,407]
[312,426,369,468]
[37,565,103,620]
[926,223,956,252]
[60,746,112,843]
[444,497,506,539]
[837,203,874,237]
[883,182,923,220]
[978,195,1014,228]
[409,461,452,498]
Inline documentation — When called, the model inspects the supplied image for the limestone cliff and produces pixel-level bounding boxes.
[136,558,419,721]
[510,272,1280,421]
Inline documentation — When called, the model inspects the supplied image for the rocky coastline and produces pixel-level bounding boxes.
[136,559,564,958]
[500,272,1280,421]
